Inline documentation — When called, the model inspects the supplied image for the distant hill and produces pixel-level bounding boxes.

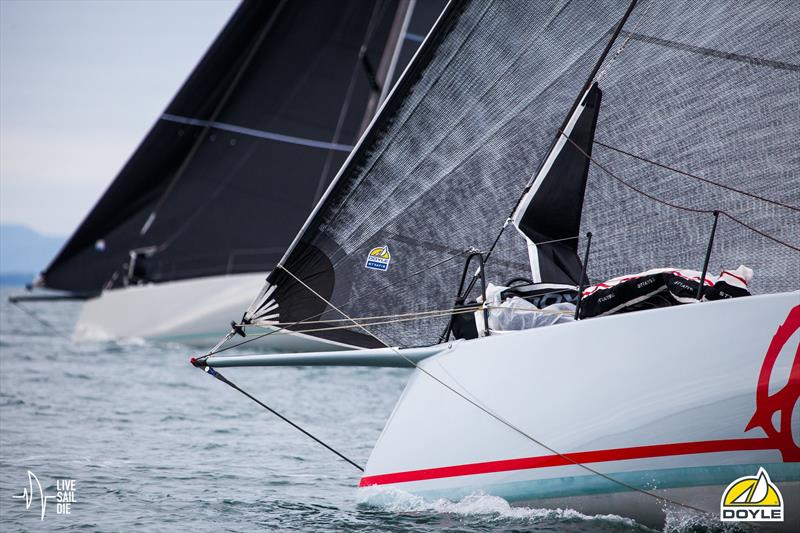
[0,224,65,285]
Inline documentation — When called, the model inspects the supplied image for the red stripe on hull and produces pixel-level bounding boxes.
[359,438,777,487]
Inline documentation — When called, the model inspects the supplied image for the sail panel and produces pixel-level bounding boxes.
[258,0,631,348]
[256,0,799,350]
[579,0,800,292]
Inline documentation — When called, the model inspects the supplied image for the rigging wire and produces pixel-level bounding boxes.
[237,306,482,328]
[594,140,800,213]
[560,132,800,253]
[200,307,481,358]
[8,300,72,341]
[203,307,480,358]
[272,264,712,517]
[204,296,575,358]
[202,328,285,355]
[191,362,364,472]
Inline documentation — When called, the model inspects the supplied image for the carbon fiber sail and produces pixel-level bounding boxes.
[40,0,445,293]
[245,0,799,349]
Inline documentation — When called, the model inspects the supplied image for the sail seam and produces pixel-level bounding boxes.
[620,30,800,72]
[160,114,355,152]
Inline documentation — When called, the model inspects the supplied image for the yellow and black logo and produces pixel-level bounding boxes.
[720,467,783,522]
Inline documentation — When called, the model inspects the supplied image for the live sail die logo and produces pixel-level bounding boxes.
[12,470,76,520]
[720,467,783,522]
[365,245,391,271]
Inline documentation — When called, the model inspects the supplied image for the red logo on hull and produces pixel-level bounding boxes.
[745,305,800,461]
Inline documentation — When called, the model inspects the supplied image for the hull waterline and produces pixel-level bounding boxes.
[359,292,800,529]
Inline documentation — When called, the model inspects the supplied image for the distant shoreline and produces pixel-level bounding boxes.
[0,273,33,286]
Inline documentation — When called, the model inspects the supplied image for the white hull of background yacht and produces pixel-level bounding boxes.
[73,273,346,352]
[359,292,800,529]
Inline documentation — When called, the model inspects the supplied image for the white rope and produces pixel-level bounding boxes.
[240,306,482,328]
[242,304,572,330]
[238,308,478,338]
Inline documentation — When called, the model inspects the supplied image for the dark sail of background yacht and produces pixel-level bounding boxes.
[38,0,446,294]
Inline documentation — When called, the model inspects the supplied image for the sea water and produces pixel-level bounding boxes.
[0,287,733,531]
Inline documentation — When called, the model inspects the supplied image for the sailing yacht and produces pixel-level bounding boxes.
[20,0,444,348]
[194,0,799,528]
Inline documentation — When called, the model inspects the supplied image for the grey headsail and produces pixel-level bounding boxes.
[246,0,799,350]
[512,83,602,285]
[39,0,446,293]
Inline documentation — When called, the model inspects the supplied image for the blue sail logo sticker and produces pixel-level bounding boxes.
[365,245,391,271]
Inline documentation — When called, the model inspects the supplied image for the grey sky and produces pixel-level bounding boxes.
[0,0,238,236]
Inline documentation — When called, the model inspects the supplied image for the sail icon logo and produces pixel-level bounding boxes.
[12,470,76,520]
[720,467,783,522]
[365,245,391,271]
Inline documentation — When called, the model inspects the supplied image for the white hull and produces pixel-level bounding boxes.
[74,274,346,352]
[360,293,800,529]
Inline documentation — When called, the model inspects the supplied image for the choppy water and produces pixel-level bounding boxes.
[1,287,730,532]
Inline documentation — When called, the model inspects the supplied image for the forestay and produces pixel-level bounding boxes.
[245,0,799,350]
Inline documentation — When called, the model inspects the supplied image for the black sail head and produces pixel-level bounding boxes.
[514,83,602,285]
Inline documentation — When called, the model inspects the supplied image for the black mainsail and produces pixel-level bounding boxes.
[244,0,799,350]
[39,0,446,293]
